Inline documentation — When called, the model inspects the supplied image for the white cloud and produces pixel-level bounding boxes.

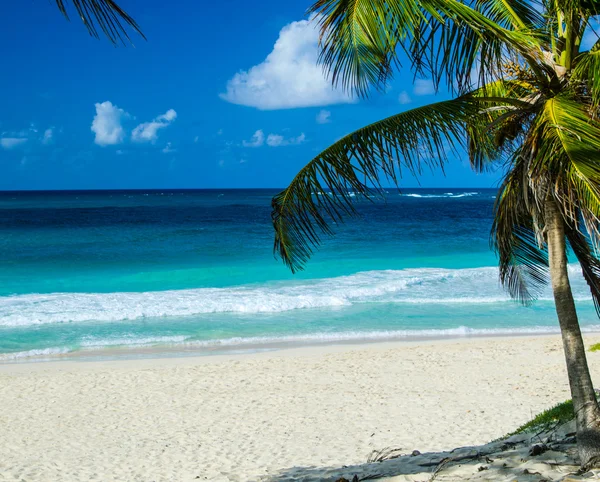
[1,124,50,149]
[162,142,176,154]
[413,79,435,96]
[266,132,306,147]
[398,91,412,105]
[243,130,265,147]
[0,138,28,149]
[131,108,177,143]
[160,109,177,122]
[316,109,331,124]
[42,128,53,145]
[91,101,128,146]
[221,17,354,110]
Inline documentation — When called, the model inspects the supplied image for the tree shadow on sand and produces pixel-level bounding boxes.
[259,427,593,482]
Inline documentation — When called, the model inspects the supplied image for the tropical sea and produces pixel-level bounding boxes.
[0,188,598,362]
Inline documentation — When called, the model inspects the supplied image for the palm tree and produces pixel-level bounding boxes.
[272,0,600,468]
[53,0,144,44]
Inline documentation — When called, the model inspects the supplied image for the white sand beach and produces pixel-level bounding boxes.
[1,335,599,481]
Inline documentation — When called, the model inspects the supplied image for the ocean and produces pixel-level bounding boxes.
[1,188,598,362]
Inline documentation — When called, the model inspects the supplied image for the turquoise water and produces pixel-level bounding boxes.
[0,189,598,361]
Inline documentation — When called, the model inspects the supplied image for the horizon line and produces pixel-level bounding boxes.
[0,186,498,193]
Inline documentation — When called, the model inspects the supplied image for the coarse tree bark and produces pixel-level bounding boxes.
[546,196,600,469]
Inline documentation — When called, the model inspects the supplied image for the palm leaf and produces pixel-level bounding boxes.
[309,0,543,97]
[475,0,545,30]
[466,79,540,171]
[565,224,600,316]
[54,0,145,45]
[410,0,544,94]
[573,38,600,110]
[272,95,509,272]
[492,155,549,304]
[525,93,600,247]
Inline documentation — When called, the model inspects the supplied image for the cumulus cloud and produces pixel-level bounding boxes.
[221,17,353,110]
[0,137,28,149]
[162,142,176,154]
[413,79,435,96]
[398,91,412,105]
[243,130,265,147]
[316,109,331,124]
[42,128,54,145]
[91,101,128,146]
[0,124,52,149]
[131,109,177,143]
[266,133,306,147]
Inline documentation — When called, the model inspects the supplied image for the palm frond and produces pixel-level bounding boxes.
[475,0,545,30]
[309,0,543,97]
[466,79,540,171]
[565,224,600,316]
[573,39,600,110]
[411,1,545,94]
[272,95,506,272]
[492,156,549,304]
[524,93,600,249]
[54,0,145,45]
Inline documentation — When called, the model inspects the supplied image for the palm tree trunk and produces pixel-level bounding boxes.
[546,196,600,469]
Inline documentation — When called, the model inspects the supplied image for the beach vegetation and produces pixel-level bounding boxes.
[507,399,575,437]
[272,0,600,468]
[590,343,600,352]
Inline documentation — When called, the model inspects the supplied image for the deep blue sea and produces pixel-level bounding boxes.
[1,188,598,361]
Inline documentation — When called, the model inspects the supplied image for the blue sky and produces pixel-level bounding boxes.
[0,1,527,189]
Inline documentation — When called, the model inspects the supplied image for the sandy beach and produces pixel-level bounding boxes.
[1,335,599,481]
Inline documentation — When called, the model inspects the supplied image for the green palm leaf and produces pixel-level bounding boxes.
[272,95,508,272]
[309,0,543,97]
[54,0,145,45]
[476,0,545,30]
[466,79,540,171]
[410,0,544,94]
[565,225,600,316]
[526,94,600,241]
[573,39,600,109]
[492,155,549,304]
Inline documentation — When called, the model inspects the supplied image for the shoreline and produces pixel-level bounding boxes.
[2,334,600,481]
[2,328,600,368]
[0,331,593,373]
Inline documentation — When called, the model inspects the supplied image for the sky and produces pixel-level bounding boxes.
[0,1,592,191]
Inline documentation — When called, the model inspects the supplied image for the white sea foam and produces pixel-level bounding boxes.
[176,324,600,347]
[6,324,600,361]
[80,335,189,348]
[403,192,479,199]
[0,347,71,361]
[0,265,592,327]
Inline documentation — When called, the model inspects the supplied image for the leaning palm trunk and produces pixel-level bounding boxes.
[546,197,600,468]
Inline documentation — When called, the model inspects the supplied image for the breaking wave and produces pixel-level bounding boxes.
[0,265,591,327]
